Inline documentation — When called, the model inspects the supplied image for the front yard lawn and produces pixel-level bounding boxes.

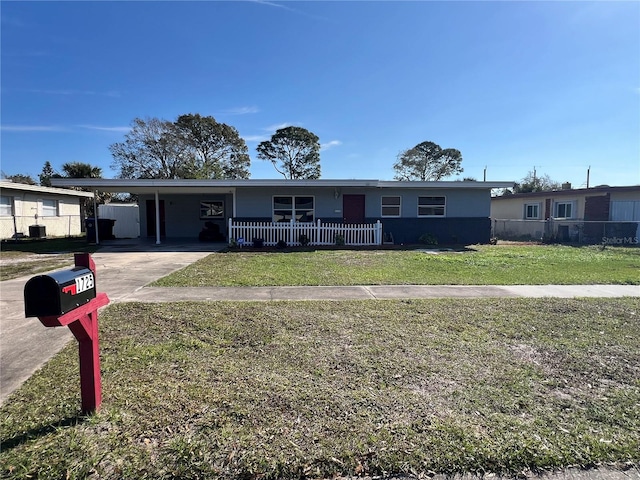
[152,244,640,287]
[2,298,639,479]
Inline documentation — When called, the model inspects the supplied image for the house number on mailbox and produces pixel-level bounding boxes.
[62,273,94,295]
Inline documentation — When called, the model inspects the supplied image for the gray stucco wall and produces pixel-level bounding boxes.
[139,187,492,242]
[375,217,491,244]
[139,193,232,238]
[362,188,489,218]
[235,187,490,219]
[235,187,342,219]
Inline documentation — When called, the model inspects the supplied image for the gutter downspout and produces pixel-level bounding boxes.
[155,190,161,245]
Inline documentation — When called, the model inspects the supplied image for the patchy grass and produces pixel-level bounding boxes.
[153,244,640,287]
[0,237,97,281]
[0,236,95,254]
[0,252,77,282]
[2,298,639,479]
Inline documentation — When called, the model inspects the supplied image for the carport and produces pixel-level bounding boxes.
[51,179,238,245]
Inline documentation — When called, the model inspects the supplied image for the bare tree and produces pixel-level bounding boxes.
[110,115,251,179]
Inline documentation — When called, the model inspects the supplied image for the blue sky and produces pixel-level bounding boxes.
[1,1,639,187]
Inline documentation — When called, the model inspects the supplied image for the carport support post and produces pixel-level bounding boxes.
[155,190,161,245]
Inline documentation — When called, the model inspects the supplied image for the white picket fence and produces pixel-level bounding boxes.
[228,219,383,246]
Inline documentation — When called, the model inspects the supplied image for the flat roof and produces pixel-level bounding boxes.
[50,178,515,193]
[0,181,95,198]
[492,185,640,200]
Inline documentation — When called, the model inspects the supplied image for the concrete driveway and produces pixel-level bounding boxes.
[0,243,221,405]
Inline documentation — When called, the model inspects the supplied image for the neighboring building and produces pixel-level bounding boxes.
[491,185,640,243]
[0,181,94,240]
[51,179,514,245]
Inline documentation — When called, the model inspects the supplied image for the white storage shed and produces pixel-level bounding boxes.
[98,203,140,239]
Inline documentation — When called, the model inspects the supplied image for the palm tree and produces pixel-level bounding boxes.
[60,162,103,179]
[59,162,109,216]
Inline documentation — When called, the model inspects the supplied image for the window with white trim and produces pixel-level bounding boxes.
[381,196,401,217]
[200,200,224,219]
[41,199,58,217]
[273,196,314,222]
[554,201,574,219]
[0,196,13,216]
[418,196,446,216]
[524,203,540,219]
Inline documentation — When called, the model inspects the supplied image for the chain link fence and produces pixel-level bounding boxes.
[492,219,640,245]
[0,215,85,240]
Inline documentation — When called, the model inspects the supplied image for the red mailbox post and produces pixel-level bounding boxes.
[24,253,110,414]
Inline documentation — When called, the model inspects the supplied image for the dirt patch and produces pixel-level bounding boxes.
[0,252,71,266]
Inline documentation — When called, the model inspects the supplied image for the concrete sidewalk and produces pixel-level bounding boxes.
[127,284,640,302]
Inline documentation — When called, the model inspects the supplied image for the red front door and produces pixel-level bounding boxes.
[343,195,365,223]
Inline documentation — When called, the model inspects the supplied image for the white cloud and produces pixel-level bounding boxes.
[244,123,303,143]
[221,106,260,115]
[249,0,329,21]
[244,134,269,143]
[0,125,66,132]
[321,140,342,151]
[263,122,292,132]
[2,124,131,134]
[78,125,131,133]
[250,0,294,11]
[23,89,121,97]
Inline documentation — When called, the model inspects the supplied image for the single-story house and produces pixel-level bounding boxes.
[50,179,514,245]
[0,181,94,240]
[491,184,640,243]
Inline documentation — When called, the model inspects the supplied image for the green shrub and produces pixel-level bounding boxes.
[419,233,438,246]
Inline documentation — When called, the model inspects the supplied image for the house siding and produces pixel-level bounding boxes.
[492,194,585,219]
[235,187,490,220]
[364,188,489,218]
[139,193,232,238]
[235,187,341,219]
[0,186,88,239]
[139,185,495,243]
[373,217,491,244]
